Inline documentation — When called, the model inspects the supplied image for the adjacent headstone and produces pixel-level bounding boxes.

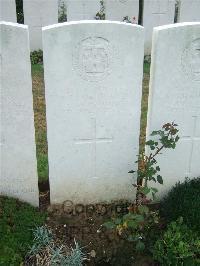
[23,0,58,51]
[146,22,200,196]
[0,0,16,22]
[178,0,200,23]
[105,0,139,23]
[43,21,144,204]
[0,22,39,206]
[66,0,100,21]
[143,0,175,55]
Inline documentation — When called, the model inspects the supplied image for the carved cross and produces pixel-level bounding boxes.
[74,118,113,178]
[182,116,200,177]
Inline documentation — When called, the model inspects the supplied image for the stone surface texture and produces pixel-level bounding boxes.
[143,0,175,55]
[0,22,39,206]
[0,0,16,22]
[23,0,58,51]
[66,0,100,21]
[146,22,200,197]
[105,0,139,23]
[43,21,144,204]
[178,0,200,23]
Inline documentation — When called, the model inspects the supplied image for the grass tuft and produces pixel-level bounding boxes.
[0,196,46,265]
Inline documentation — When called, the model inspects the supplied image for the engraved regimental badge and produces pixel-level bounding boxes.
[73,37,112,82]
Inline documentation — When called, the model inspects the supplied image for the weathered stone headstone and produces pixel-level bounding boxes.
[178,0,200,23]
[23,0,58,51]
[143,0,175,55]
[0,0,16,22]
[43,21,144,204]
[146,22,200,196]
[105,0,139,23]
[66,0,100,21]
[0,22,39,206]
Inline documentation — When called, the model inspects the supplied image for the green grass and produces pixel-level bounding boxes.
[31,63,43,73]
[0,196,46,266]
[37,153,49,182]
[139,62,150,152]
[31,64,49,182]
[143,62,151,74]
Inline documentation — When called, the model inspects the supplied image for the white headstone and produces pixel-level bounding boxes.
[23,0,58,51]
[146,22,200,196]
[105,0,139,23]
[143,0,175,55]
[43,21,144,204]
[0,0,16,22]
[178,0,200,23]
[0,22,39,206]
[67,0,100,21]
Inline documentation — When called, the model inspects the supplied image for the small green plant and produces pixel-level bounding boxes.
[160,177,200,235]
[28,226,53,255]
[153,217,200,266]
[30,49,43,65]
[51,240,86,266]
[123,16,132,23]
[58,0,67,23]
[16,0,24,24]
[123,16,137,24]
[104,122,179,252]
[28,226,87,265]
[95,0,105,20]
[134,122,179,203]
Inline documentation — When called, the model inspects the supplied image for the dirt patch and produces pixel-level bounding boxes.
[44,201,157,265]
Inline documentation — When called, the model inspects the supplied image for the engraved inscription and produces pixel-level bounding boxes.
[119,0,128,3]
[74,37,111,82]
[182,38,200,81]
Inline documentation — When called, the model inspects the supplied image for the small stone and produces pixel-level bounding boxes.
[63,200,73,214]
[90,250,96,258]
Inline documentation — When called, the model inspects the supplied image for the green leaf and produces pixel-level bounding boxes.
[127,220,137,229]
[152,192,156,200]
[156,166,160,171]
[150,130,159,136]
[103,221,115,229]
[135,241,145,251]
[127,235,136,242]
[140,186,151,195]
[157,175,163,184]
[134,214,145,222]
[138,205,149,215]
[114,218,122,225]
[145,140,155,146]
[123,213,136,220]
[150,146,155,150]
[151,187,158,193]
